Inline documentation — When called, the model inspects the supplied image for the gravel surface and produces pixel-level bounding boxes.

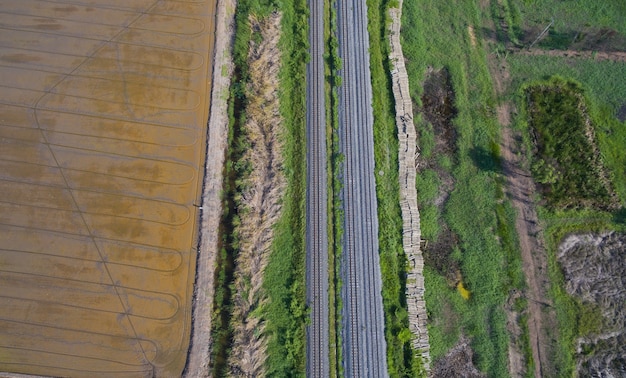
[184,0,235,375]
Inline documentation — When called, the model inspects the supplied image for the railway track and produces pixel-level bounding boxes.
[306,0,387,375]
[305,0,329,375]
[336,0,388,376]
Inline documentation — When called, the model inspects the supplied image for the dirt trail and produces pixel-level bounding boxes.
[514,47,626,63]
[500,125,556,377]
[184,0,236,376]
[490,49,556,376]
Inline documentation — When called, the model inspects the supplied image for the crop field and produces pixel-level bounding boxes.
[0,0,216,376]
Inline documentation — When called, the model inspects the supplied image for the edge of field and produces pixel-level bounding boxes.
[184,0,236,375]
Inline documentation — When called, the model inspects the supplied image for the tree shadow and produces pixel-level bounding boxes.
[469,146,499,173]
[537,29,579,50]
[613,207,626,225]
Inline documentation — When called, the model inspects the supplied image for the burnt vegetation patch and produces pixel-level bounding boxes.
[421,67,458,157]
[423,225,460,285]
[525,78,619,210]
[418,67,462,285]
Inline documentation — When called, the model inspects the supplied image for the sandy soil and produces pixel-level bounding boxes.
[184,0,236,376]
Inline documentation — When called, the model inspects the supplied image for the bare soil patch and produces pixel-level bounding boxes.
[468,25,477,47]
[421,67,458,157]
[558,232,626,377]
[419,67,462,288]
[431,337,486,378]
[488,45,557,377]
[184,0,236,376]
[500,125,556,377]
[423,226,460,285]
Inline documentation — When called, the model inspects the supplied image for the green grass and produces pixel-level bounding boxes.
[398,0,626,376]
[501,0,626,370]
[507,56,626,204]
[402,0,526,376]
[507,74,626,373]
[524,78,616,209]
[511,0,626,38]
[325,0,342,374]
[366,0,426,375]
[262,0,309,375]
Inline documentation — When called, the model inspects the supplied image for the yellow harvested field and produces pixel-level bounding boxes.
[0,0,216,376]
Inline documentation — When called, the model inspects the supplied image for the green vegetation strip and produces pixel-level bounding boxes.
[325,0,342,375]
[507,56,626,203]
[211,0,309,375]
[262,0,308,374]
[367,0,426,375]
[402,0,525,375]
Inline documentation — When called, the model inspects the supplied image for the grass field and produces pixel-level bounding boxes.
[497,1,626,375]
[505,69,626,376]
[401,0,526,375]
[510,0,626,40]
[507,57,626,203]
[213,0,625,375]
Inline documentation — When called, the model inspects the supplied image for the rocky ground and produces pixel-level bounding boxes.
[558,232,626,377]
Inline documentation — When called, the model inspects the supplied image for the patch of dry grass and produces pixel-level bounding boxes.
[226,12,285,377]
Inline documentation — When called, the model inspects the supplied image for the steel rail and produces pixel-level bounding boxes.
[305,0,329,375]
[337,0,388,376]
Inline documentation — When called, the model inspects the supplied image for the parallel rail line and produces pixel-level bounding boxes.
[305,0,329,375]
[337,0,388,376]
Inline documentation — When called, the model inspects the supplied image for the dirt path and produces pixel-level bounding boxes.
[489,46,557,376]
[184,0,236,376]
[514,47,626,63]
[500,124,556,377]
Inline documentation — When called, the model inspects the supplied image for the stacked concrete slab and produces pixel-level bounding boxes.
[388,2,431,370]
